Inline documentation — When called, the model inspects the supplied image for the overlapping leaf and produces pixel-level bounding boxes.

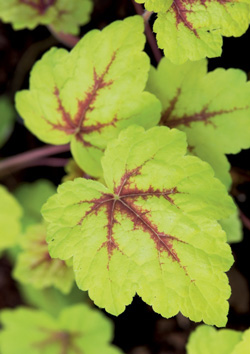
[0,305,122,354]
[16,16,161,177]
[19,283,87,317]
[187,325,250,354]
[136,0,250,63]
[147,58,250,188]
[63,159,85,182]
[135,0,173,12]
[0,0,93,34]
[43,125,234,326]
[13,223,74,293]
[220,211,243,244]
[0,97,15,148]
[15,179,56,230]
[0,185,22,251]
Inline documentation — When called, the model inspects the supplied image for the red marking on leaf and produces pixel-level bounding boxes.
[43,53,117,148]
[171,0,230,37]
[34,329,83,354]
[172,0,199,37]
[121,186,179,206]
[161,89,248,128]
[75,164,190,274]
[19,0,56,14]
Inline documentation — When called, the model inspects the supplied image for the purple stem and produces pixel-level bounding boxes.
[0,144,70,178]
[48,25,79,48]
[240,210,250,231]
[132,1,162,63]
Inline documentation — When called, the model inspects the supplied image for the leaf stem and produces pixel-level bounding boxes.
[132,1,162,63]
[240,210,250,231]
[48,25,79,48]
[0,144,70,178]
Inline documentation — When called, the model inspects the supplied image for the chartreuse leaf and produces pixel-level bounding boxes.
[15,179,56,230]
[147,58,250,188]
[0,185,22,251]
[0,305,122,354]
[42,125,235,326]
[0,97,15,148]
[136,0,250,63]
[13,223,74,293]
[187,325,250,354]
[16,16,161,177]
[0,0,93,35]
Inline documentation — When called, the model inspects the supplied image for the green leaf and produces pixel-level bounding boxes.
[42,125,234,326]
[62,159,85,182]
[220,210,243,244]
[0,0,93,35]
[15,179,56,230]
[0,185,22,251]
[186,325,242,354]
[19,283,87,317]
[147,58,250,188]
[141,0,250,63]
[13,223,75,293]
[0,305,122,354]
[232,328,250,354]
[0,97,15,148]
[16,16,161,177]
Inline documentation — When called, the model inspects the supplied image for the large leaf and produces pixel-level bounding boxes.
[147,58,250,188]
[42,125,234,326]
[187,325,250,354]
[15,179,56,230]
[16,16,161,177]
[0,185,22,251]
[13,223,74,293]
[136,0,250,63]
[0,0,93,35]
[0,97,15,148]
[0,305,122,354]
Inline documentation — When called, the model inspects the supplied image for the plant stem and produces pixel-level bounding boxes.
[240,210,250,231]
[132,1,162,63]
[48,25,79,48]
[0,144,70,178]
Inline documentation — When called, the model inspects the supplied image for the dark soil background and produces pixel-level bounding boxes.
[1,1,250,353]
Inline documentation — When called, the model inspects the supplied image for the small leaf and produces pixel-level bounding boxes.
[63,159,85,182]
[0,185,22,251]
[147,58,250,187]
[16,16,161,177]
[0,0,93,35]
[15,180,56,230]
[19,283,87,317]
[232,328,250,354]
[13,223,75,293]
[0,97,15,148]
[135,0,173,12]
[43,125,234,326]
[0,305,122,354]
[187,325,242,354]
[138,0,250,63]
[220,210,243,244]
